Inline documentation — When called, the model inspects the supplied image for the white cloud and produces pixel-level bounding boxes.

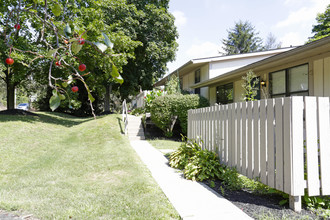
[280,32,305,47]
[171,10,187,28]
[186,42,221,59]
[276,0,329,28]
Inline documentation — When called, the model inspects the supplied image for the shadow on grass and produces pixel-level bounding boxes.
[0,111,93,127]
[117,117,124,134]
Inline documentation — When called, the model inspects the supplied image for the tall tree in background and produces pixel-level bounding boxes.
[222,20,263,55]
[106,0,178,99]
[308,4,330,43]
[264,33,282,50]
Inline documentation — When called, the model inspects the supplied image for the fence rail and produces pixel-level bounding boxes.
[187,96,330,212]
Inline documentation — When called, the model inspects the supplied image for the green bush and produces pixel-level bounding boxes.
[184,149,224,181]
[150,94,209,137]
[169,138,201,170]
[129,107,145,116]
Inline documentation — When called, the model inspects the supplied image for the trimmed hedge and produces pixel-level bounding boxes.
[150,94,209,137]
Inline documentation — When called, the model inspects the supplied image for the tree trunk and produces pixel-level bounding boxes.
[6,82,15,110]
[104,83,112,112]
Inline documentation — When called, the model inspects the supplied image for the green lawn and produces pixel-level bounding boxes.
[0,112,179,219]
[147,139,182,151]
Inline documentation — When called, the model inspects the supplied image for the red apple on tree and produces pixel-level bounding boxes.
[14,23,20,30]
[5,58,14,65]
[78,64,86,71]
[71,86,79,93]
[55,61,61,66]
[78,38,85,45]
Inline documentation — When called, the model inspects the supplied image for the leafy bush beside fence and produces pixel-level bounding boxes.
[150,94,209,137]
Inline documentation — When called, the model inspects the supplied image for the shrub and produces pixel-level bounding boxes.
[145,89,164,112]
[150,94,209,137]
[129,107,145,116]
[184,149,224,181]
[169,138,201,170]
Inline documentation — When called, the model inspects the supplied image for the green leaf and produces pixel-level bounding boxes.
[52,89,58,96]
[49,94,61,111]
[71,42,83,54]
[69,38,78,43]
[114,75,124,84]
[59,94,66,100]
[279,199,288,206]
[111,65,119,78]
[47,49,57,58]
[64,23,71,35]
[51,3,62,16]
[94,42,107,52]
[62,82,68,88]
[88,93,95,103]
[102,32,114,48]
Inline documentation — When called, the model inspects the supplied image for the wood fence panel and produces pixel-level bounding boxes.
[232,103,237,167]
[318,97,330,195]
[253,100,260,178]
[283,98,292,194]
[228,104,233,167]
[212,106,218,152]
[247,102,253,179]
[267,99,275,188]
[305,97,320,196]
[275,98,284,192]
[220,105,225,163]
[237,103,242,172]
[291,97,305,196]
[242,102,247,176]
[216,105,221,158]
[259,100,267,185]
[224,105,229,165]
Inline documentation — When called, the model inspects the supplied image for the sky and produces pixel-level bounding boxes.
[166,0,329,74]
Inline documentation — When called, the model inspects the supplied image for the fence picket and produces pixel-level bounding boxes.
[291,97,305,196]
[247,101,253,179]
[275,98,284,192]
[253,101,260,178]
[260,100,267,185]
[318,97,330,195]
[232,103,237,167]
[267,99,275,188]
[228,104,233,166]
[237,103,242,172]
[242,102,247,176]
[220,105,225,163]
[283,98,292,194]
[305,97,320,196]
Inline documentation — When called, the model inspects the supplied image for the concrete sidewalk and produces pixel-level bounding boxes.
[129,139,252,220]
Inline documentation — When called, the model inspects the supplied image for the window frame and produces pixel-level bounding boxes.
[195,69,201,95]
[269,63,309,98]
[216,82,234,104]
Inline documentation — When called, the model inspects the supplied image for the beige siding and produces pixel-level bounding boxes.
[324,57,330,97]
[234,80,244,102]
[209,87,216,105]
[314,59,324,96]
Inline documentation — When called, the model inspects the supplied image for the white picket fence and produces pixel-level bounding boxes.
[187,96,330,212]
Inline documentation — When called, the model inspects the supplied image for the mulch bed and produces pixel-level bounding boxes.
[203,180,321,219]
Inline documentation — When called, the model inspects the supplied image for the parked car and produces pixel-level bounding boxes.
[17,103,29,111]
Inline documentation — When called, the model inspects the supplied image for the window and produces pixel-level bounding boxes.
[270,64,308,98]
[216,83,233,104]
[195,69,201,95]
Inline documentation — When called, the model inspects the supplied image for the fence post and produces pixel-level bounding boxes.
[289,96,304,212]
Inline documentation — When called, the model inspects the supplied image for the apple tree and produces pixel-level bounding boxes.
[0,0,132,117]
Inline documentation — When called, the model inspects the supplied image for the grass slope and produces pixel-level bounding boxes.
[0,112,179,219]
